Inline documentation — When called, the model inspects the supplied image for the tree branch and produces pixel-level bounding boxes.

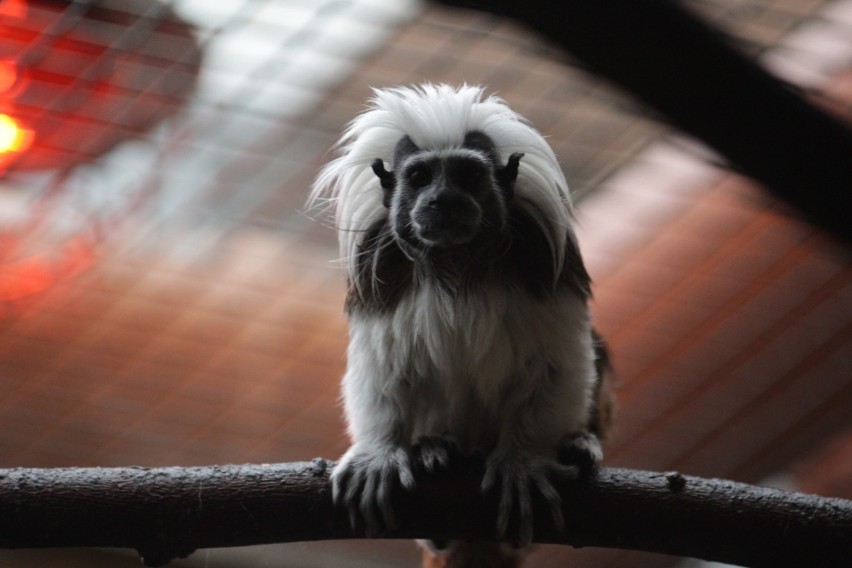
[0,461,849,567]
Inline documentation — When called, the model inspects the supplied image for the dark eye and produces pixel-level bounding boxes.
[407,165,432,188]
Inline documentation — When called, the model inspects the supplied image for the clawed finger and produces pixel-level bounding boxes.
[533,474,565,531]
[516,481,533,547]
[377,469,397,530]
[360,472,381,536]
[330,464,351,504]
[344,467,365,504]
[496,474,514,537]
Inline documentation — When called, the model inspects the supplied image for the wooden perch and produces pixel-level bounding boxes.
[0,461,849,567]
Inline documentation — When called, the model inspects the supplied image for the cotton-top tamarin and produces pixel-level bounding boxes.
[311,83,613,567]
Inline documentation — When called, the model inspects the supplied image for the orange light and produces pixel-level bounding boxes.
[0,113,32,154]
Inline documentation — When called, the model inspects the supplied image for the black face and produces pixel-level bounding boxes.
[371,131,523,250]
[399,153,496,247]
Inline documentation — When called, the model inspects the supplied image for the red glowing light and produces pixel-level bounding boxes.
[0,234,97,302]
[0,0,26,19]
[0,60,16,93]
[0,113,32,154]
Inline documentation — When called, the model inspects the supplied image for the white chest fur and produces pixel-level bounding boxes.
[344,283,595,450]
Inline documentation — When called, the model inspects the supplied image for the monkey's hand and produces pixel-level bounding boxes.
[331,443,415,536]
[481,448,579,547]
[412,433,460,473]
[558,431,604,472]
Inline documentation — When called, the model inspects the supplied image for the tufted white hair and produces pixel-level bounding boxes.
[310,83,575,279]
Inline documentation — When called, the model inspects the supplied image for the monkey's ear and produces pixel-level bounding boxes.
[371,158,395,209]
[496,152,524,200]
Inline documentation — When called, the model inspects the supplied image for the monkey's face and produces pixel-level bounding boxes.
[371,132,523,250]
[396,152,500,247]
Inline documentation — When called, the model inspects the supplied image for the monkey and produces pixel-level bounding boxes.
[310,84,613,567]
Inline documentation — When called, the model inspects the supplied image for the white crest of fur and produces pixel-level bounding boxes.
[310,83,575,275]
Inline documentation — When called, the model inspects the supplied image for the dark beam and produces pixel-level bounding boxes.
[436,0,852,244]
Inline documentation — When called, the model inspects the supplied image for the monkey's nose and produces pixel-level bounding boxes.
[413,192,482,247]
[426,190,467,211]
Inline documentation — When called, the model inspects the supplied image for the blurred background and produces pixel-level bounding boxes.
[0,0,850,566]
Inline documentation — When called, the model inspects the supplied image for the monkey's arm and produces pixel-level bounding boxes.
[331,329,416,535]
[482,318,602,546]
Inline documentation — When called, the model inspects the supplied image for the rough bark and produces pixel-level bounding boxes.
[435,0,852,244]
[0,462,849,567]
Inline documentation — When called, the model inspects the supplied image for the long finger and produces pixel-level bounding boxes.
[496,475,514,537]
[378,467,397,530]
[535,475,565,531]
[360,472,380,536]
[516,480,533,547]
